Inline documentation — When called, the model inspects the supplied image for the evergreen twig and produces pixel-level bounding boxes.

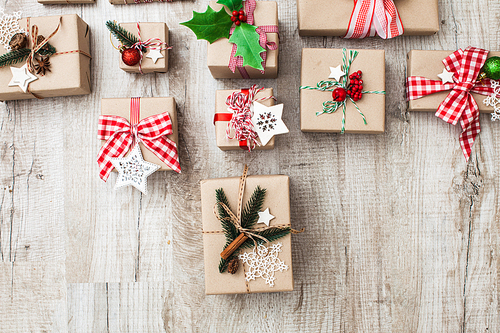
[241,186,266,229]
[105,20,144,51]
[0,48,30,68]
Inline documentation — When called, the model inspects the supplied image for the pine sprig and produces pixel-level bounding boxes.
[38,43,56,57]
[239,227,292,250]
[0,48,30,68]
[105,20,143,51]
[241,186,266,229]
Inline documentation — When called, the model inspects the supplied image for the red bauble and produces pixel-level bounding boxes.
[332,87,347,102]
[121,48,141,66]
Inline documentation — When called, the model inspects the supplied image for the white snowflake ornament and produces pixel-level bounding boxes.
[110,144,160,194]
[251,102,289,146]
[484,80,500,121]
[0,9,25,50]
[238,242,288,287]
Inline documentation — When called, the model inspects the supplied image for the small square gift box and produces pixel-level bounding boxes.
[97,97,181,194]
[182,0,279,79]
[200,165,303,295]
[214,85,289,151]
[106,21,171,74]
[299,48,386,133]
[297,0,439,38]
[406,47,500,161]
[0,12,91,101]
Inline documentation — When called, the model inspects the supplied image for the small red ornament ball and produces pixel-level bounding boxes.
[122,48,141,66]
[332,87,347,102]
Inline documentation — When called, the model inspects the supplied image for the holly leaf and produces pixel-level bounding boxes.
[216,0,243,12]
[228,23,265,71]
[180,6,233,44]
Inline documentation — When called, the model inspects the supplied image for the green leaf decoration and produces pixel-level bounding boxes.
[181,6,233,44]
[0,48,30,68]
[241,186,266,229]
[216,0,243,12]
[105,20,142,50]
[228,23,265,71]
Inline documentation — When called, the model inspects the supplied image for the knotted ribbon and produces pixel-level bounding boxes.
[97,97,181,181]
[406,47,495,161]
[344,0,403,39]
[228,0,279,78]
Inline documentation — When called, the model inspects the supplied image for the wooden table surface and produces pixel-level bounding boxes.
[1,0,500,332]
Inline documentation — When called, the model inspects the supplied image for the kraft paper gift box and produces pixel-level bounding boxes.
[38,0,94,4]
[215,88,275,150]
[300,48,386,133]
[297,0,439,37]
[407,50,500,113]
[100,97,179,171]
[118,22,169,74]
[207,1,279,79]
[200,173,294,295]
[0,14,91,101]
[110,0,170,4]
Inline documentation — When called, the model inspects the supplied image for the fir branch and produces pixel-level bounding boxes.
[105,20,143,51]
[218,253,238,273]
[38,43,56,57]
[0,48,30,68]
[240,186,266,228]
[239,227,291,250]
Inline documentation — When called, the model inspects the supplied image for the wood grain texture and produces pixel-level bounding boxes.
[1,0,500,332]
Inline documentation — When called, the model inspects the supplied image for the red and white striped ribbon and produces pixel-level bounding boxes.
[344,0,403,39]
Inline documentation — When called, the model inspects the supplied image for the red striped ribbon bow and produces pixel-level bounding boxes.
[228,0,279,78]
[97,98,181,181]
[344,0,403,39]
[406,47,495,161]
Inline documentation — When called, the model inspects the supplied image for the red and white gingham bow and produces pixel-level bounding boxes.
[344,0,403,39]
[407,47,495,161]
[97,111,181,181]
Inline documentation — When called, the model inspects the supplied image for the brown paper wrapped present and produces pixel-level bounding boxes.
[201,171,295,295]
[109,0,169,4]
[407,50,500,113]
[297,0,439,37]
[0,14,91,101]
[215,88,275,150]
[117,22,169,74]
[207,1,279,79]
[38,0,94,4]
[100,97,179,171]
[300,48,386,133]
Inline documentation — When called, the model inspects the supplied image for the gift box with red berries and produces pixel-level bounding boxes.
[299,48,386,133]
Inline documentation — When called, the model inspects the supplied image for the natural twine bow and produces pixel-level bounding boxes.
[26,19,61,74]
[214,165,303,248]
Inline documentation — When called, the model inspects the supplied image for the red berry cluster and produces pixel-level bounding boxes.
[346,70,363,101]
[231,10,247,26]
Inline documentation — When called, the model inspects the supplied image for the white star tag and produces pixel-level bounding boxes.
[146,49,164,64]
[328,65,345,82]
[8,64,38,93]
[251,102,289,146]
[257,208,275,227]
[110,144,160,194]
[437,69,454,84]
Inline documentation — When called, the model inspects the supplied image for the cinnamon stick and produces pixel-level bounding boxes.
[220,233,248,260]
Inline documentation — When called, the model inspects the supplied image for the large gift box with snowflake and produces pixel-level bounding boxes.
[406,47,500,161]
[98,97,181,195]
[200,166,302,294]
[297,0,439,37]
[300,48,385,133]
[0,12,91,101]
[106,21,171,74]
[182,0,279,79]
[214,86,289,151]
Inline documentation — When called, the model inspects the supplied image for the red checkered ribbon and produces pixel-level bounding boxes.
[406,47,495,161]
[97,97,181,181]
[228,0,279,78]
[344,0,403,39]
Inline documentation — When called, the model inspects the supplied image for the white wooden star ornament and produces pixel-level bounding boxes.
[257,208,275,227]
[251,102,289,146]
[329,64,345,82]
[8,64,37,93]
[146,48,163,64]
[438,69,454,84]
[110,144,160,194]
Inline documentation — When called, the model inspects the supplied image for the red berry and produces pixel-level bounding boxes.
[239,10,244,15]
[357,70,362,75]
[232,10,238,16]
[359,80,363,84]
[332,87,347,102]
[239,15,246,21]
[235,20,241,26]
[231,16,237,22]
[121,48,141,66]
[359,85,363,90]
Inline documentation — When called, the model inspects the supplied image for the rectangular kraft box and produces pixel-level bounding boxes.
[215,88,275,150]
[300,48,386,133]
[118,22,169,74]
[101,97,179,171]
[110,0,168,4]
[38,0,94,4]
[407,50,499,113]
[201,174,294,295]
[207,1,279,79]
[297,0,439,37]
[0,14,91,101]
